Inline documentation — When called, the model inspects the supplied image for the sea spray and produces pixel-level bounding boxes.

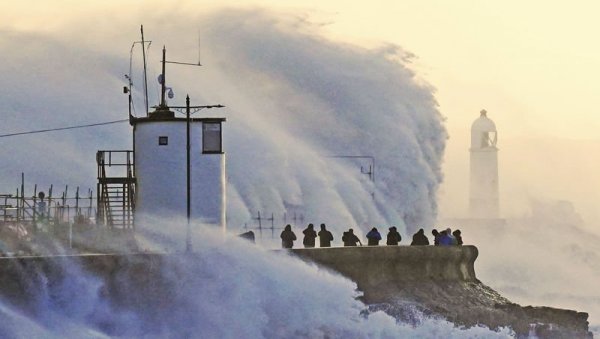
[464,201,600,328]
[200,9,446,234]
[0,220,515,338]
[0,9,447,239]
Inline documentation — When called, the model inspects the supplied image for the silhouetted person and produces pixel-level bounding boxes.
[446,227,458,245]
[438,230,453,246]
[366,227,382,246]
[342,228,362,246]
[410,228,430,246]
[280,224,297,249]
[302,223,317,248]
[239,231,255,243]
[452,229,463,246]
[37,191,47,219]
[432,229,440,246]
[318,223,334,247]
[386,226,401,245]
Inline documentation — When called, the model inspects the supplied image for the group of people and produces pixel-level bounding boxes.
[280,224,463,249]
[431,228,463,246]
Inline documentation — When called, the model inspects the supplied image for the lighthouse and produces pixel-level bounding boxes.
[469,109,499,219]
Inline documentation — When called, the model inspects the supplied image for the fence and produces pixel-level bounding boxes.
[242,211,306,239]
[0,174,96,227]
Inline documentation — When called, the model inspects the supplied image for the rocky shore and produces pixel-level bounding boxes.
[291,246,593,338]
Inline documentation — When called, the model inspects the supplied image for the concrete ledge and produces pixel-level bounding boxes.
[290,245,478,290]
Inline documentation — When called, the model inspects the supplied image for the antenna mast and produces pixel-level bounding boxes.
[141,25,149,116]
[160,46,167,107]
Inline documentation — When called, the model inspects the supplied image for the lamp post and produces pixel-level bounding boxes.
[170,100,224,252]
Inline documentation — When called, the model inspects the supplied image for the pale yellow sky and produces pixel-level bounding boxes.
[3,1,600,222]
[4,1,600,138]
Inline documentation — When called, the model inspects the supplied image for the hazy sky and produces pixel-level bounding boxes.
[3,1,600,226]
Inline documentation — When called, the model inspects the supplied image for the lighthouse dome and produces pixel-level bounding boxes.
[471,109,496,132]
[470,109,497,149]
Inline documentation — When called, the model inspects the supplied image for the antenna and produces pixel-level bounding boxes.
[165,32,202,66]
[125,27,151,118]
[141,25,150,116]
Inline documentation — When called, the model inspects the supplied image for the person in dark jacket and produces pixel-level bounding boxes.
[342,228,362,246]
[432,229,440,246]
[318,223,334,247]
[410,228,430,246]
[386,226,401,245]
[446,227,457,245]
[438,230,453,246]
[302,223,317,248]
[366,227,382,246]
[452,229,463,246]
[280,224,297,249]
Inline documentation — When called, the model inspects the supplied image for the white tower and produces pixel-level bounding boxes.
[132,105,226,232]
[469,109,499,218]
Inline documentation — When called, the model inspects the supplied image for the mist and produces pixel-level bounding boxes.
[1,8,446,240]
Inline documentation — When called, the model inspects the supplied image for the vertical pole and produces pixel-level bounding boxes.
[63,185,68,224]
[20,173,24,221]
[48,185,53,221]
[141,25,149,116]
[75,186,80,218]
[257,211,262,239]
[88,189,93,220]
[63,186,68,206]
[186,95,192,253]
[16,188,20,223]
[33,184,37,222]
[372,158,375,182]
[69,184,74,249]
[160,46,166,107]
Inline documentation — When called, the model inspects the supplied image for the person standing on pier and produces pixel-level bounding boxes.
[386,226,401,245]
[432,229,441,245]
[366,227,382,246]
[318,223,334,247]
[302,223,317,248]
[280,224,297,249]
[452,229,463,246]
[342,228,362,246]
[410,228,430,246]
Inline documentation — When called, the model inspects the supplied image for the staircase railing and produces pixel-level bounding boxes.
[96,150,135,229]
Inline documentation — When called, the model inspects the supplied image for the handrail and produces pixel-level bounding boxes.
[96,149,136,229]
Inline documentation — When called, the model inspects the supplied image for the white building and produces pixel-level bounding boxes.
[132,106,226,230]
[469,109,499,219]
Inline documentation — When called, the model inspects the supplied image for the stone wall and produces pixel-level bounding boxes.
[290,245,478,302]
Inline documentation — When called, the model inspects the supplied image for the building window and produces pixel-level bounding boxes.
[158,136,168,146]
[203,122,222,153]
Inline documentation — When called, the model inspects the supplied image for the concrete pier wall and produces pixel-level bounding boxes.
[0,247,478,313]
[290,245,478,302]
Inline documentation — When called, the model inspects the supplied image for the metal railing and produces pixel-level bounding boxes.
[96,150,136,229]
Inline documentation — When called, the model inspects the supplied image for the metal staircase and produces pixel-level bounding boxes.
[97,151,135,229]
